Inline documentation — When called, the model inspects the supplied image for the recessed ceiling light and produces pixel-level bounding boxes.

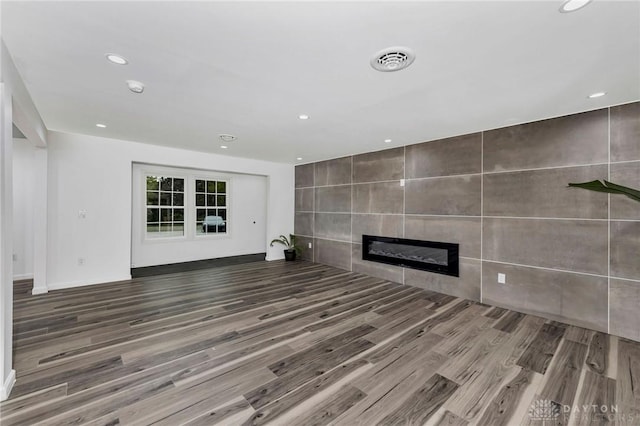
[588,92,606,98]
[384,139,392,143]
[559,0,592,13]
[298,114,309,120]
[105,54,128,65]
[96,123,107,128]
[220,145,228,149]
[126,80,145,94]
[219,134,237,142]
[296,157,303,161]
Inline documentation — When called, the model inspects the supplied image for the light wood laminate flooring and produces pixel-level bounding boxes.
[1,260,639,425]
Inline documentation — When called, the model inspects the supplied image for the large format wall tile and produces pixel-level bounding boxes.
[611,102,640,162]
[294,212,314,237]
[404,258,481,301]
[483,109,608,172]
[295,187,314,212]
[295,163,314,188]
[314,238,351,271]
[405,175,481,216]
[482,261,608,332]
[314,156,351,186]
[483,165,609,219]
[315,185,351,212]
[353,181,404,214]
[314,213,351,242]
[483,218,608,275]
[610,161,640,220]
[352,147,404,183]
[352,243,403,283]
[351,213,403,243]
[295,104,639,341]
[405,133,481,179]
[610,221,640,280]
[404,215,481,258]
[610,278,640,341]
[294,235,314,262]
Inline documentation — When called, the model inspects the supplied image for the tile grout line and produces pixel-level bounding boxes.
[294,160,637,190]
[607,107,611,334]
[340,249,640,283]
[296,233,315,239]
[403,145,406,285]
[482,161,611,175]
[484,215,610,221]
[608,276,640,284]
[302,209,633,221]
[353,178,405,185]
[480,131,484,303]
[483,259,610,279]
[307,183,354,189]
[403,173,481,181]
[609,158,640,165]
[313,163,316,264]
[350,155,354,273]
[300,212,636,221]
[302,212,639,221]
[299,211,352,215]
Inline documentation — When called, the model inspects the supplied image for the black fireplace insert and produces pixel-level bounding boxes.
[362,235,459,277]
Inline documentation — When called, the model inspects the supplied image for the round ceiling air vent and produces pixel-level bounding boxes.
[370,47,415,72]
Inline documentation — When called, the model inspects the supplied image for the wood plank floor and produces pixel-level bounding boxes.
[1,260,639,425]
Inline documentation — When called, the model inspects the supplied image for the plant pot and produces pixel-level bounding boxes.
[284,249,296,261]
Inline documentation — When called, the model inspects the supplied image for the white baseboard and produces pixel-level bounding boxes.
[47,274,132,291]
[1,369,16,401]
[13,273,34,280]
[31,286,49,295]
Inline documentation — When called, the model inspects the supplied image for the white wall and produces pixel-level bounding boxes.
[0,83,15,401]
[12,138,35,279]
[131,164,267,267]
[1,40,48,401]
[46,131,293,290]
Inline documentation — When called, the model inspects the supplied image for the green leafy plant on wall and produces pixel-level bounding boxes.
[568,180,640,203]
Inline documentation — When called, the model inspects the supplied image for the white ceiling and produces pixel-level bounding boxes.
[2,1,639,164]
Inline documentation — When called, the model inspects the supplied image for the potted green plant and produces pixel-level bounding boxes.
[270,234,301,261]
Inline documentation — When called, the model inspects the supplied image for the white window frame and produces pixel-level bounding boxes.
[193,176,230,238]
[138,165,232,244]
[143,172,188,242]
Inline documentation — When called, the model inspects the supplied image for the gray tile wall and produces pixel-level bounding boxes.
[295,102,640,341]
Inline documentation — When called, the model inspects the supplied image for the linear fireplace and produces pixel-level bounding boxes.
[362,235,459,277]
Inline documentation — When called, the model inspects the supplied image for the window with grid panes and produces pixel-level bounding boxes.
[145,176,185,238]
[195,179,228,234]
